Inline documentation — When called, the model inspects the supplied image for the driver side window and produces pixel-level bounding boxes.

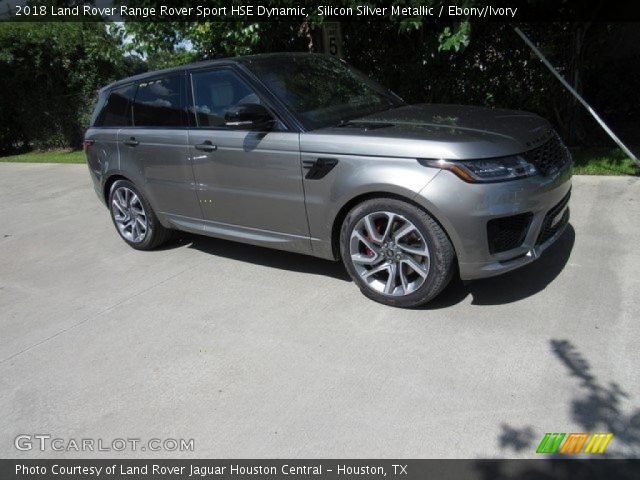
[191,69,261,128]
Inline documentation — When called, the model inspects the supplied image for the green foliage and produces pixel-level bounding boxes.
[123,20,306,64]
[122,0,471,62]
[438,22,470,52]
[145,47,196,70]
[0,22,135,152]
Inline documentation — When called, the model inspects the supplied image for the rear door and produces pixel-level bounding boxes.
[187,67,310,251]
[118,74,201,220]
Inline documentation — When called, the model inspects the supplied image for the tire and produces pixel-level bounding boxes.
[108,179,172,250]
[340,198,455,308]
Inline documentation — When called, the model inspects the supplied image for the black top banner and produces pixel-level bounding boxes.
[1,0,640,22]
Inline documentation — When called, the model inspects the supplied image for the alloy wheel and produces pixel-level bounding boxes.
[111,186,148,243]
[349,211,430,296]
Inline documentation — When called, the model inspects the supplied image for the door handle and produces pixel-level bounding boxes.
[123,137,139,147]
[195,141,217,152]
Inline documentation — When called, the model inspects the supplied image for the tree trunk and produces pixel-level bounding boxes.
[565,22,590,145]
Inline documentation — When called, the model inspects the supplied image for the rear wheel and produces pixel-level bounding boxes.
[108,179,172,250]
[340,198,455,308]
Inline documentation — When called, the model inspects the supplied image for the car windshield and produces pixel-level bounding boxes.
[243,54,404,130]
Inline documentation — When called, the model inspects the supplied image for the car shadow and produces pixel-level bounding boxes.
[163,224,574,306]
[419,224,576,309]
[163,232,352,282]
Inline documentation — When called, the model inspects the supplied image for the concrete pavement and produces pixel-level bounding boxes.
[1,163,639,458]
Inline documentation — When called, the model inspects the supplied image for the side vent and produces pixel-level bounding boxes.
[303,158,339,180]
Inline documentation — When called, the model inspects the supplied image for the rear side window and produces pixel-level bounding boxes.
[95,85,136,127]
[132,76,188,127]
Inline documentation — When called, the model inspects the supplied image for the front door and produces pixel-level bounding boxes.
[188,67,310,253]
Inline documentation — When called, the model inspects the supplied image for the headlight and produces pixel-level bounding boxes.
[418,156,537,183]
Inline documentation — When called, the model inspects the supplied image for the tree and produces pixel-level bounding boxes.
[0,22,138,152]
[121,0,472,64]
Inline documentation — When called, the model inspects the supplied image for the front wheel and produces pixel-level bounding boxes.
[340,198,455,308]
[108,179,172,250]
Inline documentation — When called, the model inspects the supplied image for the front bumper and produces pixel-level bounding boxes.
[416,166,572,280]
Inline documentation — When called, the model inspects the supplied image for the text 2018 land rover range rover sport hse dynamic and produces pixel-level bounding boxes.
[85,53,572,308]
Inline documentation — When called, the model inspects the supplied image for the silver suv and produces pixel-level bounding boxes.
[85,53,571,308]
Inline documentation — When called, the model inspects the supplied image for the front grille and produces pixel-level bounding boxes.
[521,133,571,176]
[536,190,571,245]
[487,212,533,254]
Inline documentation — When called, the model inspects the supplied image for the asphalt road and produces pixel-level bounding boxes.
[1,163,639,459]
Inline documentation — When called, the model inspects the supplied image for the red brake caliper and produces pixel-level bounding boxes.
[364,221,382,256]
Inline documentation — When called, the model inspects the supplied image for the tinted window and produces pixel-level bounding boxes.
[95,85,136,127]
[132,76,188,127]
[244,55,403,130]
[191,70,261,127]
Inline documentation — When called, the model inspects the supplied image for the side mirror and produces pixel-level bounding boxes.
[224,104,274,130]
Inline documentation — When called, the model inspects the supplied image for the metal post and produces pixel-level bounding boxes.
[514,26,639,166]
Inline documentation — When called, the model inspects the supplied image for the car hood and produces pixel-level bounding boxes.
[301,104,555,160]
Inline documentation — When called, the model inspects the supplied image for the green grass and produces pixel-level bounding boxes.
[571,147,639,176]
[0,149,85,164]
[0,147,638,176]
